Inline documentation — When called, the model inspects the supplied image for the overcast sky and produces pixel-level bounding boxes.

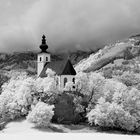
[0,0,140,53]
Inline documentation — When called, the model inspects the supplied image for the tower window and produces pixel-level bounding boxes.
[40,57,42,61]
[46,57,48,61]
[64,77,67,87]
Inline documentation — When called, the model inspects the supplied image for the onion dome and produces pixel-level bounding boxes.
[39,35,48,53]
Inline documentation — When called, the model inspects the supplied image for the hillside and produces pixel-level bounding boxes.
[0,50,92,73]
[0,50,93,89]
[1,35,140,88]
[2,36,140,135]
[75,37,140,73]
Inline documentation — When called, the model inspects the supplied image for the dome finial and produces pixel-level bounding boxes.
[42,35,46,44]
[39,35,48,52]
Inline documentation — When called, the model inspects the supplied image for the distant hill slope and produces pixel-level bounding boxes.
[75,37,140,73]
[0,50,93,90]
[1,34,140,88]
[0,50,93,76]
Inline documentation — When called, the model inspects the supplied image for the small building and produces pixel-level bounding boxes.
[37,35,77,91]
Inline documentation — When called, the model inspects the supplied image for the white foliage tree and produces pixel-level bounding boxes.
[27,102,54,127]
[75,72,105,98]
[122,88,140,120]
[0,76,37,120]
[64,81,75,91]
[88,72,106,103]
[86,78,140,131]
[103,79,127,103]
[46,68,56,77]
[87,98,139,131]
[75,72,91,95]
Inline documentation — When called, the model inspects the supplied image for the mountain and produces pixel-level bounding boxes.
[1,34,140,89]
[75,36,140,73]
[0,50,94,73]
[0,50,94,90]
[0,50,94,82]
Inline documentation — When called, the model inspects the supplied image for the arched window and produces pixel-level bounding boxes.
[72,78,75,84]
[40,57,42,61]
[64,77,67,87]
[46,57,48,61]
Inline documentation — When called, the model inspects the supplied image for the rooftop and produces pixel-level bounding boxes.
[39,59,76,77]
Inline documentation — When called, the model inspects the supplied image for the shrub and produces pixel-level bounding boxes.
[88,72,106,101]
[103,79,127,103]
[75,72,91,96]
[103,68,113,78]
[0,91,16,120]
[117,72,140,87]
[0,74,9,93]
[0,70,60,122]
[124,47,133,60]
[76,72,105,102]
[27,102,54,127]
[75,72,106,112]
[86,83,140,132]
[122,60,129,65]
[122,88,140,120]
[86,78,127,112]
[34,77,61,105]
[0,76,36,121]
[87,98,139,131]
[73,96,85,114]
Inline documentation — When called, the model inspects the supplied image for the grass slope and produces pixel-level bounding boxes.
[75,39,139,73]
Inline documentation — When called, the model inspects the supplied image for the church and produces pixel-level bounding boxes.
[37,35,77,91]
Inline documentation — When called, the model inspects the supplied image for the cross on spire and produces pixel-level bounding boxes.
[42,35,46,44]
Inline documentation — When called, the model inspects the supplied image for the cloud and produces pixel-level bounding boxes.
[0,0,140,53]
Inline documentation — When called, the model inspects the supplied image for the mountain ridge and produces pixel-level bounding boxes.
[75,37,140,73]
[1,34,140,88]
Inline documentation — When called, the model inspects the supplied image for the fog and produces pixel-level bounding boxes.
[0,0,140,53]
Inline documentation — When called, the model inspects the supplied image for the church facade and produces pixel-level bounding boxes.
[37,35,77,91]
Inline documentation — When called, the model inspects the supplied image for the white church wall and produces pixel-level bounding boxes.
[37,63,44,76]
[37,53,51,76]
[59,75,76,91]
[38,53,51,62]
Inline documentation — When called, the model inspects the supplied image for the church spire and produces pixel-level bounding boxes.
[39,35,48,53]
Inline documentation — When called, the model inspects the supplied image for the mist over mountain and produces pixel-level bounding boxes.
[0,33,140,74]
[1,34,140,92]
[75,34,140,73]
[1,0,140,53]
[0,49,94,75]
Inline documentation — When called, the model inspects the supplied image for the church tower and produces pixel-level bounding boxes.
[37,35,51,76]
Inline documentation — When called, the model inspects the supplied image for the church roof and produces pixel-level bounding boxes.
[61,59,76,75]
[39,59,76,78]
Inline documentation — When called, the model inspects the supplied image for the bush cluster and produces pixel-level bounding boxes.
[1,70,140,132]
[27,102,54,127]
